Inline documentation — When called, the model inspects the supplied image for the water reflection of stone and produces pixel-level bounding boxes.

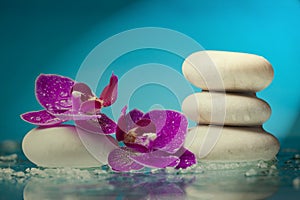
[23,163,279,200]
[186,163,279,200]
[23,169,195,200]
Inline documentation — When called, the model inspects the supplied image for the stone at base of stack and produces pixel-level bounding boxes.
[184,125,279,162]
[182,50,280,162]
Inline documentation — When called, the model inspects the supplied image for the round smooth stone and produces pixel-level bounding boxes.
[22,125,117,168]
[182,50,274,92]
[184,125,280,161]
[182,92,271,126]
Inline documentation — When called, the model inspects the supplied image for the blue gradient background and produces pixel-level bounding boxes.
[0,0,299,145]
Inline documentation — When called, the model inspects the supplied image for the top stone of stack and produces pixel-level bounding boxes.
[182,51,274,92]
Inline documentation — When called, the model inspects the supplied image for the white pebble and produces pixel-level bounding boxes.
[184,125,279,161]
[294,154,300,159]
[257,160,268,168]
[0,153,18,161]
[293,177,300,189]
[182,50,274,92]
[22,125,117,168]
[182,92,271,125]
[245,169,257,177]
[14,171,25,178]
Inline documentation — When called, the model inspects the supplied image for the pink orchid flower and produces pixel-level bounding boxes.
[108,107,197,171]
[21,73,118,134]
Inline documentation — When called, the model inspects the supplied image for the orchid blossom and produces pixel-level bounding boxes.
[21,73,118,134]
[108,106,197,171]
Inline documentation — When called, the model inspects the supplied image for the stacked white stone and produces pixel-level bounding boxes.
[182,51,280,162]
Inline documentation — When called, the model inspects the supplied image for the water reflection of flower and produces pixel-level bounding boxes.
[107,171,195,200]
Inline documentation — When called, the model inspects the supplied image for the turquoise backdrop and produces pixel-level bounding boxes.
[0,0,299,145]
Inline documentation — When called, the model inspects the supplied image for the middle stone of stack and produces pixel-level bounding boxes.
[182,92,271,126]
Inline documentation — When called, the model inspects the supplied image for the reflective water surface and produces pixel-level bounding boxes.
[0,141,299,200]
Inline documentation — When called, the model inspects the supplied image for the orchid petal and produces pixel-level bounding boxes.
[124,143,149,153]
[144,110,188,154]
[99,73,118,107]
[115,115,127,141]
[134,119,156,135]
[121,105,127,116]
[108,147,144,172]
[75,114,116,134]
[35,74,74,110]
[20,110,65,126]
[173,147,197,169]
[135,118,151,127]
[126,119,157,151]
[79,99,102,113]
[116,108,144,141]
[48,109,100,120]
[127,109,144,125]
[71,82,95,102]
[71,93,82,111]
[129,151,180,169]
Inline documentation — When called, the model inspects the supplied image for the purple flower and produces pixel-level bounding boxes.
[21,73,118,134]
[107,172,195,199]
[108,106,197,171]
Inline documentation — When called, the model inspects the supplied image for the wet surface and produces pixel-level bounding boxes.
[0,141,300,200]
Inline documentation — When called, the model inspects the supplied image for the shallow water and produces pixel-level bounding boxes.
[0,141,299,200]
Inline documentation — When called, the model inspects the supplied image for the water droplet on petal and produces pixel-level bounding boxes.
[59,99,72,107]
[60,91,69,97]
[35,117,41,121]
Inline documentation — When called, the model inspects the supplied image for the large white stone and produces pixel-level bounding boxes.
[22,125,117,168]
[184,125,279,161]
[182,92,271,126]
[182,51,274,92]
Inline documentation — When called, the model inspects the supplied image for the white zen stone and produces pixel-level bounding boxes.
[184,125,280,162]
[182,92,271,126]
[182,50,274,92]
[22,125,117,168]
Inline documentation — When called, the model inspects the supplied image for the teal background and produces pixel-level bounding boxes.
[0,0,299,144]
